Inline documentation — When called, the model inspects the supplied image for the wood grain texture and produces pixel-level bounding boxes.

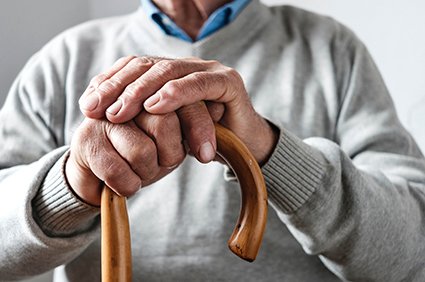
[101,186,132,282]
[215,123,268,262]
[101,123,268,281]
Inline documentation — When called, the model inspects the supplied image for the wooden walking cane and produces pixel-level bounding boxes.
[101,123,268,282]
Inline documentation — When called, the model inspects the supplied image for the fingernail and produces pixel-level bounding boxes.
[106,99,123,115]
[199,142,215,162]
[144,94,160,109]
[80,94,99,111]
[165,163,179,170]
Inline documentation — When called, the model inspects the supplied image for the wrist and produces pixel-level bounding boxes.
[256,119,280,166]
[65,151,103,206]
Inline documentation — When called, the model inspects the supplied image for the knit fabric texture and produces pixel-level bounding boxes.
[1,1,424,281]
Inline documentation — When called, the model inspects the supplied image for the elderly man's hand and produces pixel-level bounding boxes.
[79,56,278,165]
[65,111,190,206]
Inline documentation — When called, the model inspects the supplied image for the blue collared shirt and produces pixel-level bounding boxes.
[140,0,251,42]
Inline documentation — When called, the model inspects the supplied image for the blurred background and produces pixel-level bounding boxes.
[0,0,424,281]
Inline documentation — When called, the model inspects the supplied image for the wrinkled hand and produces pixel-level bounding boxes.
[65,110,193,206]
[79,56,278,166]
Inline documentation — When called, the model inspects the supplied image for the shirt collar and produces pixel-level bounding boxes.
[140,0,251,42]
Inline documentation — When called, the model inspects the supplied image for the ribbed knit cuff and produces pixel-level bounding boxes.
[262,129,327,214]
[32,151,100,237]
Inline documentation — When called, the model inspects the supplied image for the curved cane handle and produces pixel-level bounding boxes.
[101,123,268,281]
[215,123,268,261]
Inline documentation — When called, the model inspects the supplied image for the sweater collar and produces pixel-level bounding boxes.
[130,0,272,57]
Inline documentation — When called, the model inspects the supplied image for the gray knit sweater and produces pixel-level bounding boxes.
[1,1,424,281]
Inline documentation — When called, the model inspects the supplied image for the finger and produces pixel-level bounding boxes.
[106,121,161,184]
[143,69,245,115]
[134,111,186,168]
[79,121,143,197]
[79,56,135,112]
[205,101,225,122]
[105,59,212,123]
[177,102,216,163]
[80,56,160,119]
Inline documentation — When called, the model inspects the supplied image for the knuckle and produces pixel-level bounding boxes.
[77,119,102,140]
[103,163,127,185]
[225,68,242,82]
[206,102,225,121]
[191,73,208,91]
[161,159,178,169]
[140,55,156,64]
[139,141,158,165]
[123,83,141,99]
[107,77,124,89]
[221,68,244,96]
[132,56,155,69]
[124,55,138,61]
[160,112,179,127]
[211,73,228,95]
[126,155,141,171]
[155,59,177,76]
[214,72,227,84]
[116,55,137,66]
[177,103,203,119]
[132,140,159,178]
[148,116,165,136]
[206,59,221,68]
[157,138,185,167]
[90,73,108,87]
[162,81,180,99]
[96,79,122,95]
[175,151,186,165]
[156,112,178,127]
[122,78,149,101]
[103,163,141,196]
[133,163,158,182]
[190,72,205,83]
[145,113,178,140]
[102,120,116,136]
[164,150,185,168]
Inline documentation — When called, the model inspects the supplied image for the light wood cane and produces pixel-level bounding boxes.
[101,123,268,282]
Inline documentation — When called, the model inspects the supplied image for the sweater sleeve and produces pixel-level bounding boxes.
[261,31,425,281]
[32,150,100,237]
[0,40,100,280]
